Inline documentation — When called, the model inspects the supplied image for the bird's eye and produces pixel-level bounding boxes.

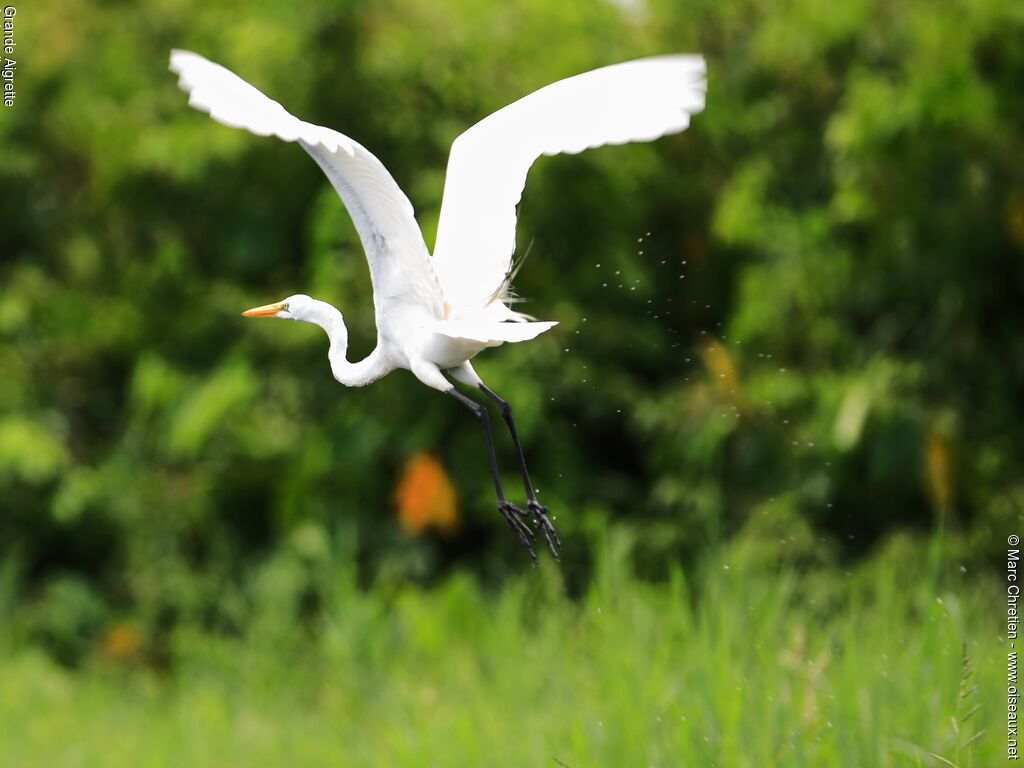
[282,303,289,312]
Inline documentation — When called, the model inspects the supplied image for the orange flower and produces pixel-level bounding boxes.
[395,453,458,535]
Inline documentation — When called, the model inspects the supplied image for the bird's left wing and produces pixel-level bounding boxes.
[169,50,443,314]
[432,55,706,315]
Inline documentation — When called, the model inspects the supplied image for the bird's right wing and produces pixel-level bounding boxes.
[169,50,443,315]
[432,55,707,315]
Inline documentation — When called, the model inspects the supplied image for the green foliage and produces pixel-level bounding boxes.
[1,0,1021,671]
[0,538,1003,766]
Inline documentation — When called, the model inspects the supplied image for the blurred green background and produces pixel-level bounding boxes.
[1,0,1021,764]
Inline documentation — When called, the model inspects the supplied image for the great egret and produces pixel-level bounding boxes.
[170,49,707,562]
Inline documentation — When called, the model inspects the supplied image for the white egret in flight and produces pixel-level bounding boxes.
[170,49,706,562]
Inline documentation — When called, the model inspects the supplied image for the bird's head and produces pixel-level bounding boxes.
[241,293,360,383]
[242,294,321,323]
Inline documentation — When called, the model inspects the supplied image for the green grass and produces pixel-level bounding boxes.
[0,532,1000,767]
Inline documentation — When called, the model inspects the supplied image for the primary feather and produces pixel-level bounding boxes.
[169,49,444,315]
[432,55,707,315]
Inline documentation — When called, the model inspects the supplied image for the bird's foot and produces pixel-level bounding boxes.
[499,501,537,563]
[528,500,561,561]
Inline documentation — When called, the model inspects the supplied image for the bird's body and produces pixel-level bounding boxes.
[170,49,706,561]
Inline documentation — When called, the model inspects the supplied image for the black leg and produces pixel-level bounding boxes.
[447,388,536,563]
[478,384,561,560]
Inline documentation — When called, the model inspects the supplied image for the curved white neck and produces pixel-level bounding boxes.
[304,301,390,388]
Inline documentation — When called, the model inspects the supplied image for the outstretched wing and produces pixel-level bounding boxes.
[432,55,706,315]
[169,50,443,315]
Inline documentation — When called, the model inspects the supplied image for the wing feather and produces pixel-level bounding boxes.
[432,55,706,314]
[169,50,442,313]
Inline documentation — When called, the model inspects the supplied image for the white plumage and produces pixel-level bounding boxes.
[169,48,706,561]
[433,55,707,314]
[170,50,443,316]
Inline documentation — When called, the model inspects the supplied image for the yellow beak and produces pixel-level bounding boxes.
[242,301,286,318]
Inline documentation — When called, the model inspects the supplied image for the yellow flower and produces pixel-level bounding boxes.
[700,338,741,406]
[1006,189,1024,249]
[101,623,143,661]
[924,423,954,521]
